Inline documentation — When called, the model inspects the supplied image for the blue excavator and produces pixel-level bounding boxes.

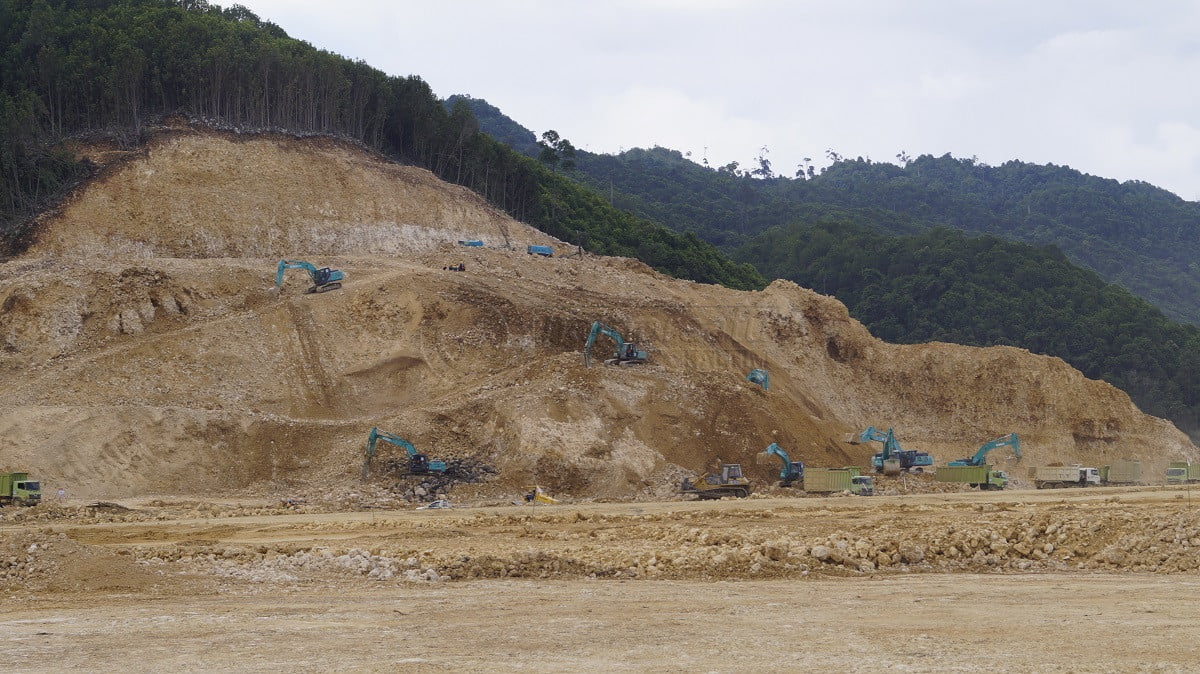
[583,321,648,367]
[275,259,344,294]
[362,427,447,479]
[746,369,769,391]
[757,442,803,486]
[854,426,934,475]
[949,433,1021,466]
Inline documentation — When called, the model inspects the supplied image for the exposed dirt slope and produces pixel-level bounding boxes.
[1,128,1195,498]
[29,129,548,258]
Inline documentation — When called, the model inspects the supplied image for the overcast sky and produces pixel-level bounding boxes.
[232,0,1200,199]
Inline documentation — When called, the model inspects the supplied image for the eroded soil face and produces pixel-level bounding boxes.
[2,129,1194,503]
[4,129,1200,670]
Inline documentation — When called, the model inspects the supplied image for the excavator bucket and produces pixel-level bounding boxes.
[882,459,902,476]
[754,451,775,466]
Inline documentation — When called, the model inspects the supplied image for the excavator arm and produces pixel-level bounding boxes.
[757,442,803,485]
[952,433,1021,466]
[275,259,344,293]
[583,321,647,367]
[855,426,894,458]
[362,427,445,479]
[276,260,318,287]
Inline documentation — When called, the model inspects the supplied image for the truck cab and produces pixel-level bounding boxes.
[1,472,41,505]
[850,475,874,496]
[14,479,40,504]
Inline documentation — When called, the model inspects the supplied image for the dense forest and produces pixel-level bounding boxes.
[736,219,1200,436]
[0,0,763,290]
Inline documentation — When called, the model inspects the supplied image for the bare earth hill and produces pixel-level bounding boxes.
[1,126,1195,499]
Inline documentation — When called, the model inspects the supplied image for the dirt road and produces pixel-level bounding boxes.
[2,487,1199,671]
[4,574,1199,672]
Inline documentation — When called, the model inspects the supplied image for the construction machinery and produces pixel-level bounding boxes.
[1166,462,1200,484]
[746,369,769,391]
[361,427,447,479]
[0,472,40,506]
[949,433,1021,466]
[274,259,344,293]
[757,443,803,486]
[680,464,752,499]
[521,486,559,504]
[803,467,874,496]
[1029,465,1101,489]
[583,321,648,367]
[1100,460,1143,485]
[934,465,1010,490]
[527,244,554,257]
[853,426,933,475]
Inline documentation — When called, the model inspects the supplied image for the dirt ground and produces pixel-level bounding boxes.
[3,486,1200,671]
[2,127,1195,504]
[5,575,1199,672]
[4,127,1200,671]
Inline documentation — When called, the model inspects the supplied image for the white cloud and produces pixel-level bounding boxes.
[231,0,1200,198]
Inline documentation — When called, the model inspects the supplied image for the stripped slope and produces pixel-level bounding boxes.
[1,129,1194,498]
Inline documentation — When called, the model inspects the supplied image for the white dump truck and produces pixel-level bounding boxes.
[1029,465,1101,489]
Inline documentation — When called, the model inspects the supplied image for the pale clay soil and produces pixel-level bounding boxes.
[3,127,1200,671]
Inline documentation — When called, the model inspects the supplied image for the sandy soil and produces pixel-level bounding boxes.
[5,575,1199,672]
[3,128,1200,671]
[1,129,1195,504]
[2,487,1200,671]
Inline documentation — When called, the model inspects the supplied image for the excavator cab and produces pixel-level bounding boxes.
[275,259,344,294]
[409,453,434,475]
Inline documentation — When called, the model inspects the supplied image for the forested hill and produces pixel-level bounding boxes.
[452,95,1200,437]
[0,0,763,290]
[453,96,1200,326]
[736,220,1200,438]
[585,151,1200,327]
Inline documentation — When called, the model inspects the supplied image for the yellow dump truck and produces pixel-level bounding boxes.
[0,472,41,506]
[803,467,873,496]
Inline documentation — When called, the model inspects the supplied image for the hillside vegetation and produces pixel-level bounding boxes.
[737,221,1200,436]
[455,97,1200,438]
[575,149,1200,325]
[0,0,761,289]
[459,96,1200,325]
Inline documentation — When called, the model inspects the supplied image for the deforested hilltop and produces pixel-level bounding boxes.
[27,129,546,258]
[0,129,1194,499]
[0,0,761,290]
